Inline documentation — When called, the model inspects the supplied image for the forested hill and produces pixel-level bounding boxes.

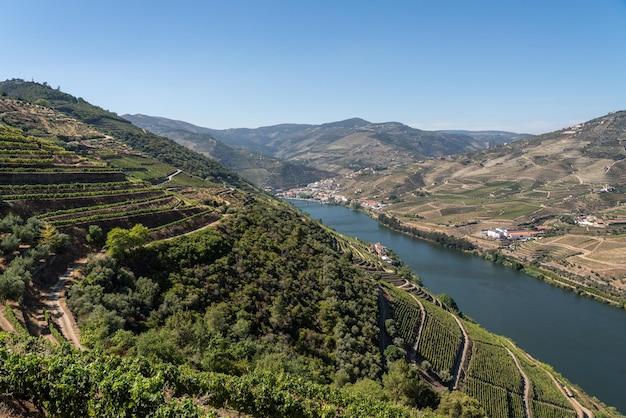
[0,79,244,187]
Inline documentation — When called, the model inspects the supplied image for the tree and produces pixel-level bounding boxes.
[0,234,20,255]
[382,360,439,409]
[344,378,388,402]
[438,293,460,314]
[40,224,69,251]
[86,225,104,246]
[437,391,486,418]
[384,345,406,362]
[106,224,149,258]
[0,257,31,301]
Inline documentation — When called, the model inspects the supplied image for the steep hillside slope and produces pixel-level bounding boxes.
[0,79,243,187]
[0,84,618,417]
[319,111,626,304]
[436,130,531,146]
[128,115,520,174]
[124,113,333,189]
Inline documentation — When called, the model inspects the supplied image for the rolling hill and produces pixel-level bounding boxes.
[124,114,333,189]
[0,81,619,417]
[124,114,522,175]
[319,111,626,304]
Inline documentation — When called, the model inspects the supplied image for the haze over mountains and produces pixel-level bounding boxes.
[125,114,527,188]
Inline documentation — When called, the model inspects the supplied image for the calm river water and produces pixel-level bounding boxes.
[290,199,626,413]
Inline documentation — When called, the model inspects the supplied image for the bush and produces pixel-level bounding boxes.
[106,224,149,258]
[0,257,31,301]
[86,225,104,246]
[0,234,20,255]
[437,391,486,418]
[382,360,439,409]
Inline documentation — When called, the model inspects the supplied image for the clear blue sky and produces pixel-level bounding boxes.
[2,0,626,133]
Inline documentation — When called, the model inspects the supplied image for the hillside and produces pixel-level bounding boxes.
[0,79,244,188]
[124,113,333,189]
[305,111,626,305]
[0,85,618,417]
[436,130,531,146]
[127,115,520,175]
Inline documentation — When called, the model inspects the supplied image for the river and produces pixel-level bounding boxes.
[290,199,626,413]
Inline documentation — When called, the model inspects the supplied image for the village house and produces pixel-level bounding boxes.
[576,215,606,228]
[484,227,540,241]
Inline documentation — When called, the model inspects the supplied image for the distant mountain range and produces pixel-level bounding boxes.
[125,114,528,186]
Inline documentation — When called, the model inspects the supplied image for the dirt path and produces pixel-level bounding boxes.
[0,306,16,333]
[505,346,532,418]
[160,169,182,185]
[393,280,428,352]
[450,313,470,390]
[522,351,591,418]
[40,261,86,350]
[605,158,625,174]
[148,215,226,245]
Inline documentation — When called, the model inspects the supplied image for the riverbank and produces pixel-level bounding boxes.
[290,199,626,412]
[375,210,626,311]
[289,198,625,310]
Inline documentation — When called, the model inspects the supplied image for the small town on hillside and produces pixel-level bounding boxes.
[277,178,387,210]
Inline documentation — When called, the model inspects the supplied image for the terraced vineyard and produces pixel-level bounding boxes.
[389,293,423,347]
[511,345,579,418]
[0,122,219,240]
[415,298,462,379]
[463,322,527,417]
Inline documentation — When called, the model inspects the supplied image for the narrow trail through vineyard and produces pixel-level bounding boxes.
[449,311,470,390]
[505,346,532,418]
[391,278,472,390]
[522,351,593,418]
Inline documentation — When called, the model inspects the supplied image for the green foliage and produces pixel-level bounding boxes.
[0,212,64,302]
[70,201,383,384]
[0,234,20,254]
[382,360,439,409]
[438,293,459,314]
[436,391,486,418]
[379,214,475,251]
[40,223,70,251]
[343,378,388,402]
[0,260,29,301]
[0,334,422,418]
[106,224,149,258]
[86,224,104,246]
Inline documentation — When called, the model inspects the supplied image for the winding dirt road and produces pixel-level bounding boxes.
[450,313,470,390]
[522,351,592,418]
[505,346,532,418]
[393,280,428,357]
[39,261,86,349]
